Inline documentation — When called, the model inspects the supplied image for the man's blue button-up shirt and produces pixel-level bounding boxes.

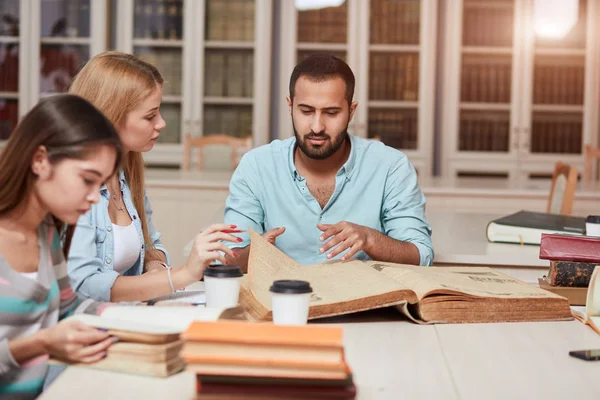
[224,134,433,265]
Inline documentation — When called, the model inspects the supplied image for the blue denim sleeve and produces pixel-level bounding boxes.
[144,191,170,265]
[224,154,265,249]
[382,156,434,266]
[67,208,119,302]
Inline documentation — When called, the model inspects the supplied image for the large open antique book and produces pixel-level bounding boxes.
[239,230,572,323]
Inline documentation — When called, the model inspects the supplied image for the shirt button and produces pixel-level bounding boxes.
[106,258,112,264]
[107,226,112,232]
[133,215,137,220]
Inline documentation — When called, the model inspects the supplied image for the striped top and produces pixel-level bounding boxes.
[0,217,106,400]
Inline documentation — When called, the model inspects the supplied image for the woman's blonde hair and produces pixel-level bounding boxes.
[69,51,163,252]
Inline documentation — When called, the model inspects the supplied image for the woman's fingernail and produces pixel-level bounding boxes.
[230,224,237,228]
[319,236,324,241]
[319,248,324,253]
[237,237,243,242]
[111,337,119,343]
[97,328,108,332]
[327,254,332,259]
[232,252,238,257]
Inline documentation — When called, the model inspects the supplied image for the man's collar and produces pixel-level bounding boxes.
[288,134,357,181]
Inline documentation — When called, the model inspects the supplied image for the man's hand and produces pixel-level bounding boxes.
[317,222,372,261]
[263,226,286,245]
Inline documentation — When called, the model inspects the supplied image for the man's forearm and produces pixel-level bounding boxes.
[225,246,250,273]
[364,229,421,265]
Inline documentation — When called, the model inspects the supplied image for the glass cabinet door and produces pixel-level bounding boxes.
[458,0,515,155]
[39,0,92,95]
[0,0,21,140]
[133,0,184,145]
[366,0,421,151]
[202,0,255,140]
[296,2,348,62]
[527,0,587,156]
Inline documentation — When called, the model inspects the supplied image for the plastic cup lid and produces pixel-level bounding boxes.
[586,215,600,224]
[269,280,313,294]
[204,265,243,278]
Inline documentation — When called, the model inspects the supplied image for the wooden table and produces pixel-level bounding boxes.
[428,211,548,283]
[39,319,600,400]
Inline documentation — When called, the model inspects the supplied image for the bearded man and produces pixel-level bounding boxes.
[223,54,433,269]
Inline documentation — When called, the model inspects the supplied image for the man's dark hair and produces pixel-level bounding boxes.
[289,53,355,104]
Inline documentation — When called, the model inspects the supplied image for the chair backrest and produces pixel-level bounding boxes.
[547,162,578,215]
[182,134,252,171]
[583,145,600,182]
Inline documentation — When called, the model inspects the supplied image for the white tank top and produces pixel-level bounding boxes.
[112,222,141,274]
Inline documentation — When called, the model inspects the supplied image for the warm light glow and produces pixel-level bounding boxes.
[295,0,345,11]
[534,0,579,39]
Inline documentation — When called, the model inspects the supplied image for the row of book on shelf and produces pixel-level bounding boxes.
[369,0,420,45]
[461,61,585,105]
[368,109,418,150]
[369,53,419,101]
[297,3,347,44]
[458,113,583,154]
[134,0,184,40]
[206,0,255,41]
[462,3,514,47]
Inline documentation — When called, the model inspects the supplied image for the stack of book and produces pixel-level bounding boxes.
[181,321,356,399]
[54,306,245,377]
[538,233,600,305]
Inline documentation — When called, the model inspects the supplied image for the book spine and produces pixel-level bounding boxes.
[547,260,597,287]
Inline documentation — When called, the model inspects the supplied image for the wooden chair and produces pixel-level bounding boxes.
[583,144,600,182]
[182,134,252,171]
[547,162,578,215]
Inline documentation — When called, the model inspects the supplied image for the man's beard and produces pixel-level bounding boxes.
[292,117,350,160]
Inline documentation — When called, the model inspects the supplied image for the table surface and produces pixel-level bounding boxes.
[429,211,547,268]
[39,317,600,400]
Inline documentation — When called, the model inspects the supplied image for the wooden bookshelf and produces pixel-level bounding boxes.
[117,0,272,166]
[441,0,600,182]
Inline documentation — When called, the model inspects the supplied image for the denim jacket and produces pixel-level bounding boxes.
[67,170,169,301]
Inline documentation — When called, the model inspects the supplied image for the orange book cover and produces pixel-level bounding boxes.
[181,320,343,348]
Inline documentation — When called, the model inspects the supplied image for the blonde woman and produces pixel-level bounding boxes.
[67,52,240,302]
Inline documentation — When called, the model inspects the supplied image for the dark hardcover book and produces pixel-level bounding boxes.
[197,380,357,399]
[486,210,586,245]
[197,373,353,387]
[546,260,597,287]
[539,233,600,263]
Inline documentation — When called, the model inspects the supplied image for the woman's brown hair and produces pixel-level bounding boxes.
[68,51,164,255]
[0,94,123,257]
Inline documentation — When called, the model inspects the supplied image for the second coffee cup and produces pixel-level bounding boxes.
[204,265,243,308]
[269,280,313,325]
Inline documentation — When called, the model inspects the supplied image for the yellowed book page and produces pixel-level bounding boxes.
[247,228,300,306]
[248,229,407,310]
[369,261,566,300]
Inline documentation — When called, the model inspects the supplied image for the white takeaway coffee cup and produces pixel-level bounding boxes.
[269,280,313,325]
[586,215,600,237]
[203,265,243,308]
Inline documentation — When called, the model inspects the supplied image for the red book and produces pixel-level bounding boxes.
[539,234,600,263]
[197,380,357,399]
